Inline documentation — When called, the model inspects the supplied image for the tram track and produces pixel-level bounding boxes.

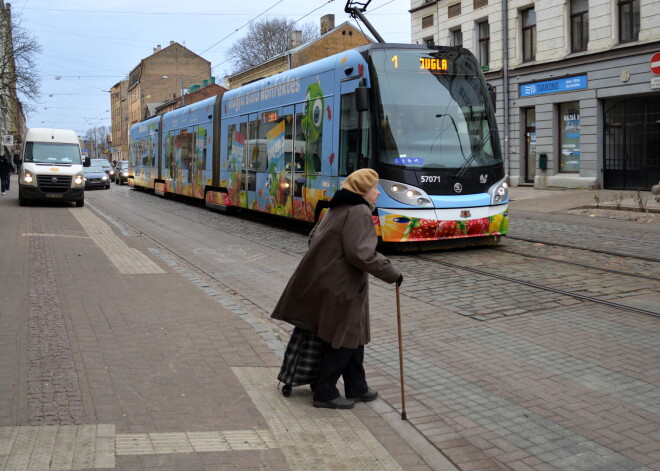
[107,188,659,319]
[490,246,659,281]
[413,254,660,319]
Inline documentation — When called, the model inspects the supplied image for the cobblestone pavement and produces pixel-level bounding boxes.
[1,181,659,470]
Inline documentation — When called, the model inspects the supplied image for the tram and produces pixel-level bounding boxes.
[128,42,508,246]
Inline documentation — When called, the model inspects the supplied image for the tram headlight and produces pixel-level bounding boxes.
[381,179,433,207]
[488,178,509,205]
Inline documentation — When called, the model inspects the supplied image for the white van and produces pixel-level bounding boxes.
[18,128,88,207]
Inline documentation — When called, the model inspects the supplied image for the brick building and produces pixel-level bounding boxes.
[125,41,210,131]
[227,15,373,89]
[154,82,228,115]
[109,79,128,163]
[411,0,660,190]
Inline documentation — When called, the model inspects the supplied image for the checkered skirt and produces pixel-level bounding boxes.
[278,327,323,388]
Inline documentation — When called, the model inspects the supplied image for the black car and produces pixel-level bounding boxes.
[90,159,115,179]
[114,160,129,184]
[83,166,111,189]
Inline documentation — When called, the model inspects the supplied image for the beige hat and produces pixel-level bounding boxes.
[342,168,379,195]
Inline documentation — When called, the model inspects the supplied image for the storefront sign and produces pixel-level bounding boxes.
[651,77,660,90]
[520,75,587,97]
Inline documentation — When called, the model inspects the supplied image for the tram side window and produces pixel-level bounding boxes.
[339,93,371,176]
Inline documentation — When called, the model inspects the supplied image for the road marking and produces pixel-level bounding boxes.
[69,208,165,274]
[233,366,403,470]
[22,233,90,239]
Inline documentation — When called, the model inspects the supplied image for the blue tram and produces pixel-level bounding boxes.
[128,43,508,245]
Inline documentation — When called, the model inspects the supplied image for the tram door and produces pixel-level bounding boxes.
[524,108,536,183]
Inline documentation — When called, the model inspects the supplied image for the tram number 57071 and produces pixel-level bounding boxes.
[420,176,441,183]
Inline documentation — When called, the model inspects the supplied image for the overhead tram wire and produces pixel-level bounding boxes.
[145,0,285,98]
[210,0,338,73]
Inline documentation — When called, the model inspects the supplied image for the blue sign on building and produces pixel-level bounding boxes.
[520,75,588,97]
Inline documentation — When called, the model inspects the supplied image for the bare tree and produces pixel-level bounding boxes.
[226,18,318,74]
[83,126,110,159]
[0,10,42,117]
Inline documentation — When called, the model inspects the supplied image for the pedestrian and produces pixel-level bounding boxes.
[0,147,15,195]
[13,152,21,174]
[272,168,403,409]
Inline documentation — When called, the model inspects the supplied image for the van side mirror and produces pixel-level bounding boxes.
[356,78,369,112]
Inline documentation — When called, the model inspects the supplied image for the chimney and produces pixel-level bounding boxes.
[170,41,174,45]
[290,31,303,49]
[157,44,161,51]
[320,14,335,35]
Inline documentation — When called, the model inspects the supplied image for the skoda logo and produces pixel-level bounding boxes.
[51,177,58,183]
[453,182,463,193]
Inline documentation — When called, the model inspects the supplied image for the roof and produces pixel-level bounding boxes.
[227,22,372,81]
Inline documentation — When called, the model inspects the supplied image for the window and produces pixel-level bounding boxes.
[570,0,589,52]
[448,3,461,18]
[619,0,640,43]
[522,8,536,62]
[451,29,463,47]
[474,0,487,8]
[339,93,370,176]
[478,21,490,69]
[559,102,580,173]
[422,15,434,29]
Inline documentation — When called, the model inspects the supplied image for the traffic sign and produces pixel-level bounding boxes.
[2,135,13,145]
[651,52,660,76]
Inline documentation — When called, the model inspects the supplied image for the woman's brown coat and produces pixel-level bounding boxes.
[271,192,401,349]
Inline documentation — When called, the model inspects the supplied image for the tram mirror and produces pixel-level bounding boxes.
[356,79,369,112]
[487,83,496,111]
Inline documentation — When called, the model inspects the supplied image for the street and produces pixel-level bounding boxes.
[1,180,659,471]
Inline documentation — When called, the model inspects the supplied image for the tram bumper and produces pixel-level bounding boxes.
[376,204,508,243]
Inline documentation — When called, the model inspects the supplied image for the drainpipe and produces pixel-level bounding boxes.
[502,0,510,178]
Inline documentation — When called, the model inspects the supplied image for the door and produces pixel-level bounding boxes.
[524,108,536,183]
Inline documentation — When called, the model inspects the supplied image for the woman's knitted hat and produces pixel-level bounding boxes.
[342,168,379,195]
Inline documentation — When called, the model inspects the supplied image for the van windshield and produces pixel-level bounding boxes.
[24,142,81,164]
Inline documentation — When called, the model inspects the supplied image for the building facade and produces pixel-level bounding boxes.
[411,0,660,190]
[227,15,373,89]
[0,1,25,156]
[109,79,129,163]
[125,42,211,131]
[154,82,228,115]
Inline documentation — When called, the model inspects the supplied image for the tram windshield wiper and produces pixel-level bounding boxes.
[453,129,493,179]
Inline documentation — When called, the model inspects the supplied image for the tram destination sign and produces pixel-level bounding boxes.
[520,75,587,97]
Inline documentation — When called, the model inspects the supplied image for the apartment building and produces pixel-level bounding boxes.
[411,0,660,190]
[109,79,129,163]
[125,42,211,132]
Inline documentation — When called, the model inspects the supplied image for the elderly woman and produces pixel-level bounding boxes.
[272,168,403,409]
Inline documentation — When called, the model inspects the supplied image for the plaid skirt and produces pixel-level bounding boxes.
[278,327,323,388]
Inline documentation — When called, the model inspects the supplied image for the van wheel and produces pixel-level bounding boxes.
[76,199,84,207]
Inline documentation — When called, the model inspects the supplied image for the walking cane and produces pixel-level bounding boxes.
[396,283,407,420]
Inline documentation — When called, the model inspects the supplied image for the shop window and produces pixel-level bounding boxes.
[618,0,640,43]
[570,0,589,52]
[559,102,580,173]
[522,7,536,62]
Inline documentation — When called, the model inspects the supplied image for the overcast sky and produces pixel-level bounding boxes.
[11,0,413,135]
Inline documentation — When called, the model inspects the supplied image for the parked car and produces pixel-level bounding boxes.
[114,160,129,185]
[83,165,110,189]
[90,158,115,179]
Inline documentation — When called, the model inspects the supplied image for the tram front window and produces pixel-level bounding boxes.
[371,49,501,170]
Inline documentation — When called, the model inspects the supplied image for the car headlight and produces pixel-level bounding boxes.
[122,171,128,176]
[23,170,33,184]
[74,173,84,186]
[380,179,433,207]
[487,177,509,204]
[102,175,108,181]
[109,170,115,175]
